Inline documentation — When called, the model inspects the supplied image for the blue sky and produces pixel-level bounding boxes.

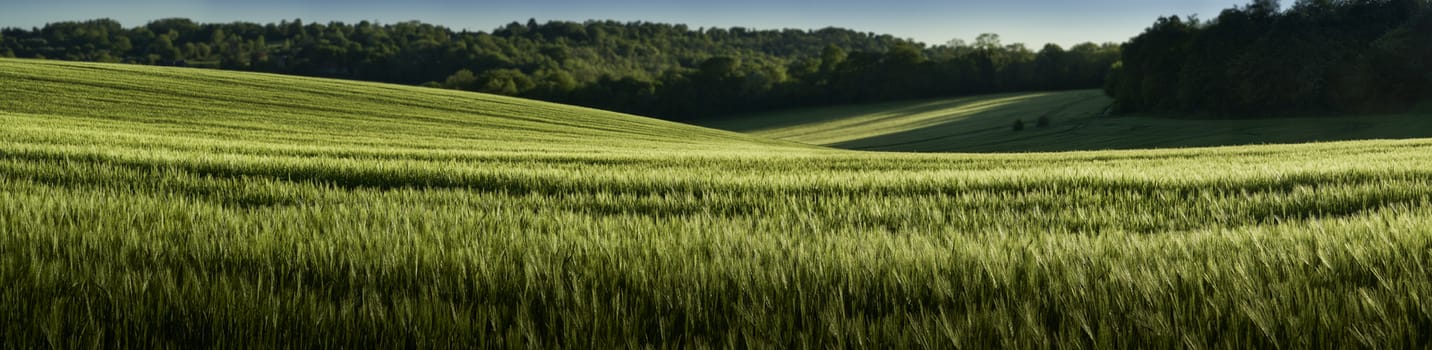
[0,0,1252,47]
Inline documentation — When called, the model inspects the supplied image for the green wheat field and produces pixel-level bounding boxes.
[3,58,1431,348]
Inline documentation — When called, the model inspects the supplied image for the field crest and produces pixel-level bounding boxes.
[0,59,809,156]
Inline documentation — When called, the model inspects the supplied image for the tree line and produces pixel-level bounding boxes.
[1108,0,1432,116]
[0,18,1118,120]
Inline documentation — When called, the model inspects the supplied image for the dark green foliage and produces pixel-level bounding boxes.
[1108,0,1432,116]
[0,19,1120,120]
[1012,119,1025,131]
[1329,10,1432,111]
[1037,115,1051,128]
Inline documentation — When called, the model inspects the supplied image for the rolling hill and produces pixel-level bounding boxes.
[0,59,807,156]
[705,90,1432,152]
[3,58,1431,348]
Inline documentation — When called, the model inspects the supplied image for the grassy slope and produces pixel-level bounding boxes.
[3,58,1432,347]
[705,89,1432,152]
[0,59,806,156]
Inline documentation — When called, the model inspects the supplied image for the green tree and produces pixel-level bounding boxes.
[147,32,180,62]
[443,69,479,90]
[534,69,579,98]
[477,69,535,95]
[699,56,741,80]
[1034,44,1066,89]
[974,33,1002,52]
[820,45,846,73]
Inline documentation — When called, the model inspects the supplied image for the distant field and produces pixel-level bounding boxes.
[3,58,1432,348]
[705,90,1432,152]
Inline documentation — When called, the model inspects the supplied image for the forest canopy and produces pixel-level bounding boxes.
[5,1,1428,120]
[0,18,1119,120]
[1107,0,1432,116]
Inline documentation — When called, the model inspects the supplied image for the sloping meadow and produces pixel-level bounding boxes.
[2,58,1431,347]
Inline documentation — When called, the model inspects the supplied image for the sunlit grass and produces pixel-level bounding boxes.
[2,58,1431,347]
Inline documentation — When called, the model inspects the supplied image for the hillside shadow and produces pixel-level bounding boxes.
[839,109,1432,153]
[708,90,1432,154]
[821,92,1107,151]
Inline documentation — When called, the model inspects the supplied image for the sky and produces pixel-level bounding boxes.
[0,0,1253,47]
